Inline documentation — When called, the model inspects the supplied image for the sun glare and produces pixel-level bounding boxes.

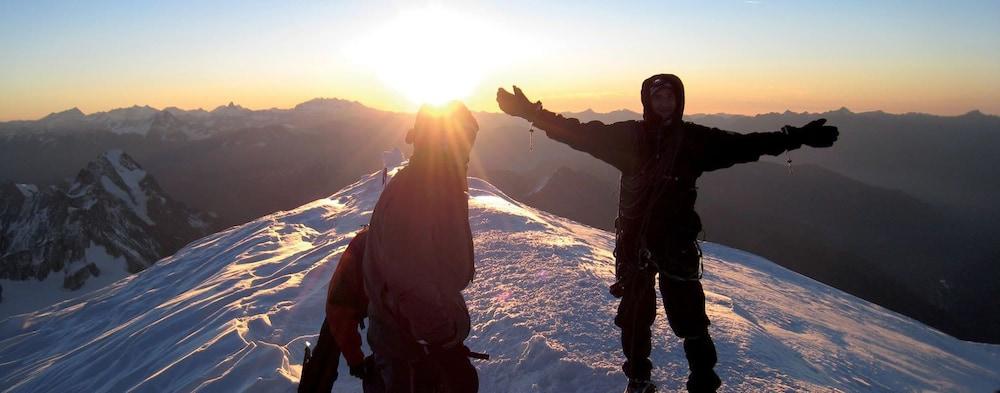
[347,6,508,106]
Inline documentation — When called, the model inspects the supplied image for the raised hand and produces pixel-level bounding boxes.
[784,118,839,148]
[496,85,542,121]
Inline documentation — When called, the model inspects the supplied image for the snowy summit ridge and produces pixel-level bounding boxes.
[0,167,997,392]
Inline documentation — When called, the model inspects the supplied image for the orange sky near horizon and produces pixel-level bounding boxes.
[5,67,992,121]
[1,2,998,121]
[5,61,996,121]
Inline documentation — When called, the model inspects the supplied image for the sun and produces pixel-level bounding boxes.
[347,6,502,106]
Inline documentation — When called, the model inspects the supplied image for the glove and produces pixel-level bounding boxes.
[496,86,543,121]
[783,118,839,148]
[349,363,366,380]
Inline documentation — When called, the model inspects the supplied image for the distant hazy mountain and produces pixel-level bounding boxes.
[520,166,619,227]
[0,99,413,226]
[689,109,1000,218]
[0,151,210,317]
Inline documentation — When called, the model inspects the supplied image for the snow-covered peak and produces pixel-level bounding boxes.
[37,107,88,130]
[0,98,381,138]
[39,107,85,122]
[163,106,209,118]
[27,105,165,136]
[89,105,159,135]
[63,150,155,227]
[149,109,180,128]
[91,105,158,121]
[102,148,139,170]
[293,98,365,113]
[84,149,154,224]
[211,101,250,116]
[13,184,39,198]
[144,110,214,140]
[829,106,853,115]
[1,167,995,392]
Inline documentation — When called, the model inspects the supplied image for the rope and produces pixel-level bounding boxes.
[618,123,688,381]
[616,124,687,281]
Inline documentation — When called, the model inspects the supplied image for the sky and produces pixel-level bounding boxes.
[1,0,998,121]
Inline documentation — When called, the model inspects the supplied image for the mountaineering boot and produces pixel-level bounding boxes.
[624,379,657,393]
[683,334,721,392]
[686,371,721,393]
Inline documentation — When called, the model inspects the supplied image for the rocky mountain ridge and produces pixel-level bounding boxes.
[0,150,211,316]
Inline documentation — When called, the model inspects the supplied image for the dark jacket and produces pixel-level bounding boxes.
[363,155,475,362]
[299,228,371,393]
[325,227,369,367]
[530,74,802,274]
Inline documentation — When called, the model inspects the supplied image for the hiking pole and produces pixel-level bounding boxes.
[468,351,491,360]
[463,345,491,361]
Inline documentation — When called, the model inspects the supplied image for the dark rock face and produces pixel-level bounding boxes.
[0,150,211,291]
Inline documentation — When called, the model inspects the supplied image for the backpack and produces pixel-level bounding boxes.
[363,163,475,361]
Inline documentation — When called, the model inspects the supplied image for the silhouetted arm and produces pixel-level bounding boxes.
[531,109,640,171]
[694,122,800,172]
[327,306,364,367]
[324,229,369,367]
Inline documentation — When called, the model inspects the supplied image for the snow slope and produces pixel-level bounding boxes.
[1,167,997,392]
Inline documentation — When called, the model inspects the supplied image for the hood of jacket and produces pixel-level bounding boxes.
[641,73,685,127]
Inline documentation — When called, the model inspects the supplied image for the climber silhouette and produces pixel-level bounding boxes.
[363,101,483,392]
[298,226,376,392]
[497,74,838,393]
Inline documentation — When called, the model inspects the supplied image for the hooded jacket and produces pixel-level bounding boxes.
[529,74,803,277]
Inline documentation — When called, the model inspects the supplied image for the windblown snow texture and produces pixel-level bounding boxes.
[0,167,997,392]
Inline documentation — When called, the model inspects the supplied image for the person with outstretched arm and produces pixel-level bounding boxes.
[496,74,838,393]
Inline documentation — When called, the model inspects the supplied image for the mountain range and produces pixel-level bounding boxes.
[0,99,412,226]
